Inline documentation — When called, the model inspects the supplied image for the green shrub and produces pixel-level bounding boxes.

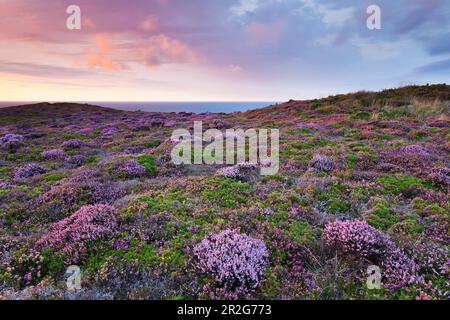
[137,154,157,176]
[288,221,314,245]
[365,198,399,231]
[377,176,432,195]
[201,177,253,209]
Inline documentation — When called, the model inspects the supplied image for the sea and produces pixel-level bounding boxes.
[0,101,277,114]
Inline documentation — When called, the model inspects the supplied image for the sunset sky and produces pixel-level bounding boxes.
[0,0,449,102]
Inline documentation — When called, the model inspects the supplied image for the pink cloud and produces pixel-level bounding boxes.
[85,52,121,71]
[245,19,286,44]
[139,15,158,31]
[141,35,198,67]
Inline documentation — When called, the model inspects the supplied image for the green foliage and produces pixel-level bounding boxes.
[143,141,162,148]
[86,240,158,272]
[318,183,351,214]
[137,154,157,176]
[86,155,101,164]
[346,154,358,169]
[288,221,314,245]
[201,177,253,208]
[351,111,371,120]
[41,249,65,275]
[365,198,399,231]
[377,175,432,195]
[43,172,70,184]
[316,105,336,115]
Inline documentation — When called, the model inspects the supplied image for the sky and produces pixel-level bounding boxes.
[0,0,449,102]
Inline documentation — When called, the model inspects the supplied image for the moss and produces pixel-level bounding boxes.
[288,220,314,245]
[137,154,157,176]
[377,175,432,195]
[318,183,351,214]
[317,105,336,115]
[43,172,70,184]
[346,154,358,169]
[393,214,423,235]
[41,249,65,275]
[143,141,162,148]
[123,190,190,219]
[201,177,253,209]
[351,111,371,120]
[86,241,159,273]
[86,155,101,164]
[365,199,399,231]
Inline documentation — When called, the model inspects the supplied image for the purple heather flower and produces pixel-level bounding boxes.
[116,160,146,178]
[65,155,85,166]
[216,163,257,181]
[14,163,47,180]
[36,204,118,264]
[194,229,269,295]
[41,149,66,160]
[62,139,85,149]
[323,220,418,290]
[309,155,334,173]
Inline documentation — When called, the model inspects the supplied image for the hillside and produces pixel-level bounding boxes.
[0,85,449,300]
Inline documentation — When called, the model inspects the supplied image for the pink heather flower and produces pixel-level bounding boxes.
[41,149,66,160]
[61,139,85,149]
[427,167,450,188]
[400,145,429,156]
[323,220,388,259]
[1,133,25,153]
[194,229,269,295]
[14,163,47,180]
[1,134,24,143]
[309,155,334,173]
[116,160,146,178]
[65,155,85,166]
[36,204,118,264]
[323,220,418,290]
[216,163,257,181]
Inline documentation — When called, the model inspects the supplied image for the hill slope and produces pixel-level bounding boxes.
[0,85,449,300]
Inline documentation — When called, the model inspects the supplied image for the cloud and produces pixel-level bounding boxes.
[94,34,113,53]
[0,60,91,78]
[416,58,450,73]
[139,16,158,31]
[231,0,263,17]
[296,0,355,28]
[350,36,406,61]
[141,35,198,67]
[85,52,122,71]
[394,0,441,34]
[245,19,286,44]
[319,6,356,28]
[425,32,450,55]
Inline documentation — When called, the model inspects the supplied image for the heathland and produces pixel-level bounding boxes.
[0,84,448,299]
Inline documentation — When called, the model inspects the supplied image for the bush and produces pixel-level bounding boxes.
[323,220,389,259]
[62,139,85,149]
[41,149,66,160]
[14,163,46,180]
[1,134,24,153]
[116,160,146,178]
[201,177,253,209]
[309,155,334,173]
[37,204,118,264]
[194,229,268,296]
[216,163,257,181]
[136,154,157,176]
[427,167,449,188]
[323,220,417,289]
[65,155,85,166]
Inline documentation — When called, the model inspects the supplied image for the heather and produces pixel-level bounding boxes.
[36,204,118,264]
[0,85,449,300]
